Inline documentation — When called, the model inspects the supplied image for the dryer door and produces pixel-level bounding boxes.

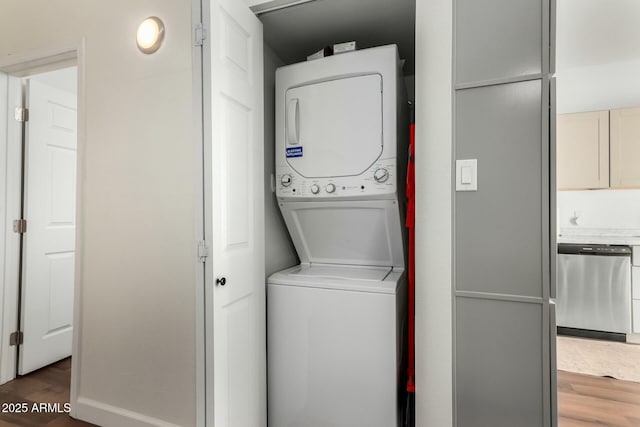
[285,74,383,178]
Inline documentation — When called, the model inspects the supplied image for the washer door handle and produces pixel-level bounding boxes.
[287,98,299,144]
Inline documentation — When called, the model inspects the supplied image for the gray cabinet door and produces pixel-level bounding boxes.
[455,0,542,85]
[456,297,545,427]
[455,80,543,298]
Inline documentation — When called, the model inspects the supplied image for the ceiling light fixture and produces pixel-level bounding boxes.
[136,17,165,54]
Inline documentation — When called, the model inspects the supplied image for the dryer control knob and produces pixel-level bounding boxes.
[326,183,336,193]
[281,174,292,187]
[374,168,389,183]
[310,184,320,194]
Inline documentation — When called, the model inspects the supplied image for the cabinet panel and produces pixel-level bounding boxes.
[611,107,640,188]
[556,111,609,190]
[456,297,545,427]
[455,80,543,298]
[455,0,542,85]
[635,300,640,333]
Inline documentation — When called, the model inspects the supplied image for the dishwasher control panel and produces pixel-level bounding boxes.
[558,243,632,256]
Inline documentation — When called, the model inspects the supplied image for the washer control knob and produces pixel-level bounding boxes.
[310,184,320,194]
[326,183,336,193]
[281,174,292,187]
[374,168,389,183]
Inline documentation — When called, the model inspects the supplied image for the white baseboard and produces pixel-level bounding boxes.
[627,333,640,345]
[74,397,183,427]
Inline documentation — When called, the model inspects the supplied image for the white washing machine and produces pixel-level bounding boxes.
[268,45,408,427]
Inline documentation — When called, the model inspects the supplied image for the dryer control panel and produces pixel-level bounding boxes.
[276,159,397,199]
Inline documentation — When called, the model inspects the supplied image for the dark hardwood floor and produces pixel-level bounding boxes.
[2,361,640,426]
[0,358,94,426]
[559,370,640,426]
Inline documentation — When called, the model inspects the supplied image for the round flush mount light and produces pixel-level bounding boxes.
[136,16,165,54]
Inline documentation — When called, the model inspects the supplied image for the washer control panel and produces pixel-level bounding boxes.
[276,159,397,198]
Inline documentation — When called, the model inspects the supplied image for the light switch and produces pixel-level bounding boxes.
[456,159,477,191]
[461,166,473,184]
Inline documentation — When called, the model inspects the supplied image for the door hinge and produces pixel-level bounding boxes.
[9,331,23,346]
[14,107,29,122]
[13,219,27,234]
[197,240,209,262]
[194,23,207,47]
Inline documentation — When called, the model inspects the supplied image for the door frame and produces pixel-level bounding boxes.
[0,69,22,385]
[0,44,84,415]
[192,0,206,426]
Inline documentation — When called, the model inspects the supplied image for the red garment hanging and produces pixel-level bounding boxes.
[406,111,415,393]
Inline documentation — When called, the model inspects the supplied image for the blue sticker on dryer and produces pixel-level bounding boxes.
[286,146,303,158]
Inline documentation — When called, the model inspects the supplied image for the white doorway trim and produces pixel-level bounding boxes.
[0,70,22,385]
[192,0,206,426]
[0,42,85,418]
[414,0,454,425]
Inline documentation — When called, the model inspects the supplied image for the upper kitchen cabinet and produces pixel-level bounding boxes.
[611,107,640,188]
[455,0,543,85]
[557,111,609,190]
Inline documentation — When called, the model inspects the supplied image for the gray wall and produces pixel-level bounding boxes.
[453,0,555,425]
[404,74,415,103]
[264,43,298,276]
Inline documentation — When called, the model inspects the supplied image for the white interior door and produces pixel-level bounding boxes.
[205,0,265,426]
[19,78,77,375]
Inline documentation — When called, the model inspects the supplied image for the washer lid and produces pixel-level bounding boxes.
[279,199,405,269]
[284,73,383,178]
[268,264,402,294]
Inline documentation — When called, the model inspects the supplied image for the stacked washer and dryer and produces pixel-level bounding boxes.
[268,45,408,427]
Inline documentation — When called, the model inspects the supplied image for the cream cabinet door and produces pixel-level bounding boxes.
[556,111,609,190]
[611,107,640,188]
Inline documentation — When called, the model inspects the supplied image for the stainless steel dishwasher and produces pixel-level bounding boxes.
[557,243,632,337]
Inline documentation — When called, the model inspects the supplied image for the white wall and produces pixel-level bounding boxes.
[558,190,640,235]
[556,59,640,113]
[263,43,298,276]
[414,0,453,425]
[556,0,640,113]
[0,2,197,426]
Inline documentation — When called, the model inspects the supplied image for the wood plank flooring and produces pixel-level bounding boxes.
[2,361,640,426]
[559,370,640,426]
[0,358,94,426]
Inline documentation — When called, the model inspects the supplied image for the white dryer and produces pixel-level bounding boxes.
[268,45,408,427]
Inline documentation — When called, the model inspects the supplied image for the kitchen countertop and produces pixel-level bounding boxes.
[558,236,640,245]
[558,230,640,246]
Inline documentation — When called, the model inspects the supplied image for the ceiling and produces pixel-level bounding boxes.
[257,0,416,75]
[557,0,640,70]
